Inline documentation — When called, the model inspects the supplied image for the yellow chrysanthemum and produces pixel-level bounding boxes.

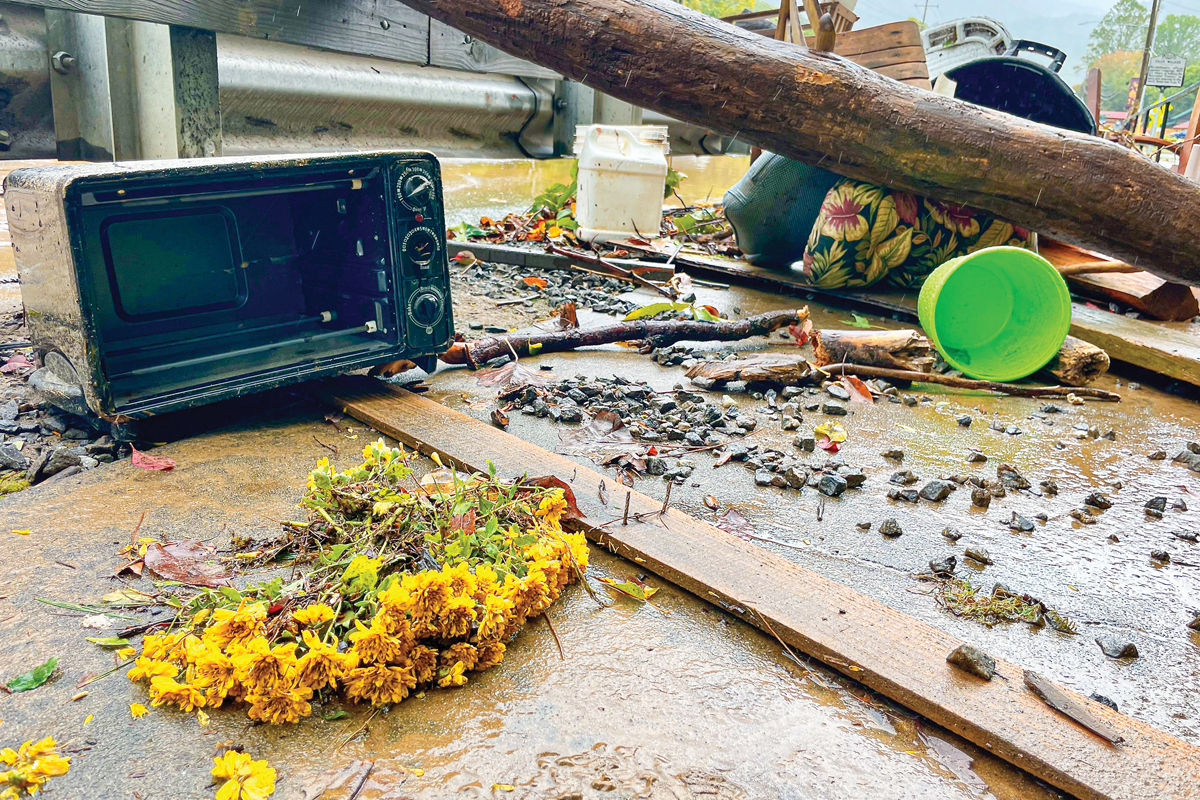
[245,683,312,725]
[141,631,188,662]
[211,751,276,800]
[472,564,500,603]
[128,657,178,683]
[232,639,297,692]
[564,532,589,570]
[437,594,477,639]
[476,641,506,671]
[343,663,418,706]
[374,603,416,641]
[475,593,514,642]
[349,618,408,665]
[295,630,355,691]
[129,703,148,719]
[436,661,468,689]
[402,570,452,620]
[148,676,206,712]
[205,602,267,650]
[443,561,477,599]
[193,649,240,705]
[535,489,568,529]
[440,642,478,671]
[292,603,335,628]
[407,645,439,684]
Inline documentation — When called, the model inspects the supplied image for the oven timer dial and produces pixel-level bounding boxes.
[400,225,441,271]
[407,286,446,331]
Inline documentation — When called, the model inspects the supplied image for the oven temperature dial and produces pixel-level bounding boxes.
[400,225,440,271]
[397,166,434,212]
[407,286,446,331]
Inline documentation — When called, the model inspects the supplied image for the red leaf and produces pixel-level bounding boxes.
[788,319,813,347]
[448,507,477,536]
[841,375,875,404]
[143,540,231,587]
[130,445,175,472]
[717,507,755,538]
[816,437,840,453]
[522,276,548,289]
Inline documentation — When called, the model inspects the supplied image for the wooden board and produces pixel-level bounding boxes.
[429,19,558,78]
[319,377,1200,800]
[4,0,430,66]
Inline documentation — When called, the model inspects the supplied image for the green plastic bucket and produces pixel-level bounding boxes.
[917,246,1071,382]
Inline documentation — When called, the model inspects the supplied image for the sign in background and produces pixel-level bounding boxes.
[1147,56,1188,88]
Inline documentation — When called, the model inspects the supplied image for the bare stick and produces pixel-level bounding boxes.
[623,491,631,525]
[819,363,1121,401]
[548,244,675,299]
[543,612,565,660]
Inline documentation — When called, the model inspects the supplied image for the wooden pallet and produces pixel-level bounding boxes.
[318,377,1200,800]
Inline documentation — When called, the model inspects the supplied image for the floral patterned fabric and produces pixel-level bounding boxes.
[799,178,1031,290]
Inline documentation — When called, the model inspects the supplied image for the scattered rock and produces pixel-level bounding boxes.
[887,488,918,503]
[825,383,851,401]
[1145,496,1168,512]
[946,643,995,680]
[1150,550,1171,563]
[889,470,918,486]
[942,526,963,542]
[1069,509,1098,525]
[855,521,871,531]
[795,435,816,453]
[1089,693,1119,712]
[784,466,808,489]
[821,402,847,416]
[997,463,1031,490]
[880,448,904,461]
[957,415,972,427]
[879,518,903,537]
[1084,492,1113,510]
[970,488,992,509]
[817,473,848,497]
[0,400,17,421]
[1008,512,1034,532]
[0,443,29,471]
[1039,479,1059,496]
[965,451,987,464]
[1095,636,1139,660]
[1148,450,1167,460]
[754,469,773,486]
[919,480,954,502]
[964,546,993,565]
[930,555,957,575]
[842,471,867,489]
[1188,613,1200,631]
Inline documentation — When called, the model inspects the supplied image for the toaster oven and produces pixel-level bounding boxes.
[5,151,453,419]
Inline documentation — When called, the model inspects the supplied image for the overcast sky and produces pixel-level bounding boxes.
[852,0,1200,80]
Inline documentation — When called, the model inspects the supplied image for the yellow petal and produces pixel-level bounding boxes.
[215,777,241,800]
[82,714,94,726]
[12,529,29,536]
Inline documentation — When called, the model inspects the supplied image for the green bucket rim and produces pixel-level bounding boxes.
[917,246,1071,382]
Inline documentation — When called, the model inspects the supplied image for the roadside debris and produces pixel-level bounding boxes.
[927,579,1076,633]
[946,643,996,680]
[1024,670,1125,745]
[0,736,71,798]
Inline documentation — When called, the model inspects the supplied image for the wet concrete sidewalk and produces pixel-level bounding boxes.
[0,401,1060,799]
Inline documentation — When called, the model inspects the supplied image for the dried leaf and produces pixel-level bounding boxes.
[522,276,548,289]
[558,411,647,468]
[6,656,58,692]
[550,301,579,330]
[490,408,509,429]
[514,475,584,522]
[143,540,232,588]
[447,507,476,536]
[130,445,175,472]
[598,576,659,601]
[616,468,635,487]
[101,587,156,606]
[716,507,755,538]
[115,558,144,578]
[840,375,875,404]
[703,495,720,511]
[0,354,33,374]
[476,360,550,390]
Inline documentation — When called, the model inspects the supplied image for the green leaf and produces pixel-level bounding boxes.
[691,305,721,322]
[321,709,351,721]
[624,301,690,321]
[675,214,698,233]
[598,577,659,601]
[86,637,130,648]
[7,656,59,692]
[840,313,875,329]
[512,534,537,547]
[341,555,381,594]
[218,586,243,604]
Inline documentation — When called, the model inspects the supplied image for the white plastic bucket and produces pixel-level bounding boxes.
[573,125,669,244]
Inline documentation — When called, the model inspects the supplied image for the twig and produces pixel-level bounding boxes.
[313,435,339,457]
[331,708,380,753]
[751,606,809,673]
[346,760,375,800]
[622,491,631,525]
[820,363,1121,401]
[660,482,673,518]
[54,561,75,570]
[548,244,675,299]
[496,294,538,307]
[542,612,565,660]
[76,658,136,688]
[130,511,146,548]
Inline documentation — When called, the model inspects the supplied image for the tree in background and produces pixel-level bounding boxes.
[1084,0,1148,66]
[1153,14,1200,59]
[1092,50,1143,112]
[674,0,761,16]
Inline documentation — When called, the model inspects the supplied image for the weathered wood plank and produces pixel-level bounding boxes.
[318,377,1200,800]
[4,0,430,65]
[429,20,558,78]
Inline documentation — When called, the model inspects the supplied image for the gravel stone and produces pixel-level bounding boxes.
[970,488,992,508]
[942,526,963,541]
[817,473,848,497]
[879,518,903,536]
[930,555,957,575]
[964,546,993,565]
[1095,635,1139,659]
[946,643,995,680]
[919,480,954,502]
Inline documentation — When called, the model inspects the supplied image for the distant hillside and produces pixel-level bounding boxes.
[853,0,1102,79]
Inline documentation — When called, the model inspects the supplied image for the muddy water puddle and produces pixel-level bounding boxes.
[428,274,1200,746]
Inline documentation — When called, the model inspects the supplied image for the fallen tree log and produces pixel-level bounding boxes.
[1043,336,1111,386]
[375,308,808,373]
[397,0,1200,284]
[684,355,1121,400]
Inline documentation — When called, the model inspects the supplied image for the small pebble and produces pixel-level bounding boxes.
[930,555,957,575]
[957,415,972,427]
[1095,635,1139,659]
[880,448,904,461]
[919,480,954,502]
[890,470,918,486]
[1084,492,1113,510]
[970,488,992,509]
[1148,450,1167,460]
[825,384,851,401]
[855,521,871,531]
[964,546,993,565]
[879,518,903,537]
[1145,496,1168,512]
[965,451,987,464]
[942,526,963,542]
[887,488,919,503]
[822,402,848,416]
[1151,550,1171,563]
[1089,693,1119,712]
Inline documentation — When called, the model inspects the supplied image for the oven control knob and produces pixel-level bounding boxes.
[408,288,445,328]
[397,166,435,211]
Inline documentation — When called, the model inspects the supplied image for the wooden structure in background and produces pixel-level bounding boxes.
[1041,239,1200,322]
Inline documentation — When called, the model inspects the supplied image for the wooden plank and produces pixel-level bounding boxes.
[874,61,930,83]
[843,44,927,71]
[318,377,1200,800]
[829,20,923,57]
[1069,272,1199,322]
[4,0,430,66]
[429,19,558,78]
